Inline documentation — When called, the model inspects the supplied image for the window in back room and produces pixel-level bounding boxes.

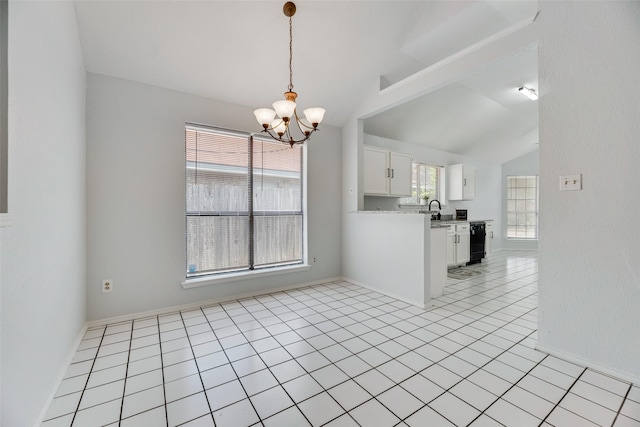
[506,175,538,239]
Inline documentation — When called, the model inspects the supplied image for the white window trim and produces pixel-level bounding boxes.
[181,263,311,289]
[184,123,309,283]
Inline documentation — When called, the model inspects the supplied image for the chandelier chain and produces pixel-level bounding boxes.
[288,15,294,92]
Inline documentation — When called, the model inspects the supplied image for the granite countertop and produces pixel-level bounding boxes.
[430,219,493,228]
[352,211,423,214]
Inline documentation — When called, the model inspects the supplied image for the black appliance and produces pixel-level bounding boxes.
[468,221,486,265]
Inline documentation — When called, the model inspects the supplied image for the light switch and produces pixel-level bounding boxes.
[560,174,582,191]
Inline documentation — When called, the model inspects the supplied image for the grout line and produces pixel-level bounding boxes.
[117,321,134,425]
[70,326,108,426]
[612,383,633,426]
[537,367,588,426]
[176,311,216,425]
[198,305,265,425]
[156,315,170,427]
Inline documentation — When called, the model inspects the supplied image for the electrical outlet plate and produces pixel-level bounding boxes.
[102,279,113,293]
[560,174,582,191]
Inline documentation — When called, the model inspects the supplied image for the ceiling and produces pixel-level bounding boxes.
[73,0,539,163]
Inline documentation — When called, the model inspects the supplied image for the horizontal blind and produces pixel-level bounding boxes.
[252,137,303,267]
[186,125,249,275]
[185,125,304,277]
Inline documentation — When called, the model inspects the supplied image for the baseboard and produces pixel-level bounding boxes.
[535,343,640,386]
[342,276,431,310]
[34,322,88,427]
[88,276,343,327]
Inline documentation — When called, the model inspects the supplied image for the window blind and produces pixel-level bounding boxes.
[185,124,303,277]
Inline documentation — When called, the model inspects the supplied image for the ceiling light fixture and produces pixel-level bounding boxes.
[518,86,538,100]
[254,2,325,147]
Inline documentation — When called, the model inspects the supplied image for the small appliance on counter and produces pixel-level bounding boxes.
[455,209,468,220]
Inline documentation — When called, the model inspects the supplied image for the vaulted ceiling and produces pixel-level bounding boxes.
[73,0,539,163]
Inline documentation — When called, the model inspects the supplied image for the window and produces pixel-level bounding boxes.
[185,124,304,278]
[506,175,538,239]
[400,161,442,205]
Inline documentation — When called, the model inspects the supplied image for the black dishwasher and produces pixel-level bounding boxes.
[468,221,486,265]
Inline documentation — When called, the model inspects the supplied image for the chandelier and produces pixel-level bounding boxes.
[254,2,325,147]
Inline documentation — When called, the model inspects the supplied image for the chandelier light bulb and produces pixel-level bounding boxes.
[271,119,288,136]
[272,99,296,120]
[303,108,326,127]
[254,108,276,128]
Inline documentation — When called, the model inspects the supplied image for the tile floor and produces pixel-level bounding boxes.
[42,250,639,426]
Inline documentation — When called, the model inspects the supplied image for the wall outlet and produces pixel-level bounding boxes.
[102,279,113,293]
[560,174,582,191]
[312,256,317,264]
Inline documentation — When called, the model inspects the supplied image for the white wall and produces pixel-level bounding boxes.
[501,149,539,250]
[0,2,87,425]
[343,213,430,307]
[364,134,503,249]
[86,74,342,321]
[537,1,640,382]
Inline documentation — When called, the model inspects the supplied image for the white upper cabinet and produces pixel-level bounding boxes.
[363,146,412,197]
[447,164,476,200]
[388,152,412,196]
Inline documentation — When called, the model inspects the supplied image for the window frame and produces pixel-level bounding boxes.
[183,123,308,286]
[506,174,539,240]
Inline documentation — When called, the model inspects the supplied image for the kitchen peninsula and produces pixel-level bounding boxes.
[342,211,447,309]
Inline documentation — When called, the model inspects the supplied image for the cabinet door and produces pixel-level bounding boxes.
[448,164,476,201]
[457,231,471,265]
[446,231,456,267]
[484,221,493,258]
[462,165,476,199]
[389,152,412,197]
[363,147,389,195]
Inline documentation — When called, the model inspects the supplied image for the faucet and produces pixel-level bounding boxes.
[428,199,442,220]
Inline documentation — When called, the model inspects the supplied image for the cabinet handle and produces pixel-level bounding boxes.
[391,169,395,178]
[463,178,467,186]
[386,168,390,178]
[491,231,494,238]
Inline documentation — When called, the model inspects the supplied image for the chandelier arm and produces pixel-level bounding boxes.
[261,128,286,143]
[286,129,313,145]
[292,109,316,130]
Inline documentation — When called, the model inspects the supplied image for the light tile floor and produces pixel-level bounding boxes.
[43,250,640,426]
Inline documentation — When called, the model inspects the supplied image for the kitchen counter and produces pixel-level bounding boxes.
[354,210,422,214]
[430,219,492,228]
[345,212,432,308]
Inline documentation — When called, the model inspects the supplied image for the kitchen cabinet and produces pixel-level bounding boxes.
[430,227,447,298]
[448,164,476,200]
[485,220,494,258]
[446,222,471,267]
[363,146,412,197]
